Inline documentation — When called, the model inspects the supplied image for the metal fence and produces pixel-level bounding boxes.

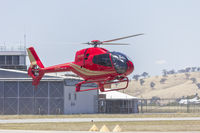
[98,98,200,114]
[138,98,200,113]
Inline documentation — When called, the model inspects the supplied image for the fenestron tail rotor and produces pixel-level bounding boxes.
[83,33,144,47]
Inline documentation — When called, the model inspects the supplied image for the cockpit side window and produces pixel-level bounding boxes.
[85,53,89,60]
[92,54,112,67]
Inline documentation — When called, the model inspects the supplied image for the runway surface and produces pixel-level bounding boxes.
[0,130,199,133]
[0,117,200,123]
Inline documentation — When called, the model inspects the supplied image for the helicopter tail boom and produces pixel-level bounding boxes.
[27,47,74,86]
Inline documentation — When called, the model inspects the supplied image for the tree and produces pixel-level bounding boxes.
[185,73,190,79]
[141,72,148,78]
[160,78,167,84]
[162,69,167,77]
[185,67,191,72]
[196,83,200,89]
[150,82,155,88]
[168,70,175,75]
[178,69,186,73]
[190,78,197,84]
[133,74,140,81]
[191,67,197,72]
[197,67,200,71]
[150,96,161,105]
[140,79,145,86]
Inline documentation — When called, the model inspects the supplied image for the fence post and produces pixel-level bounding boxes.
[187,98,189,113]
[3,81,4,115]
[140,99,143,113]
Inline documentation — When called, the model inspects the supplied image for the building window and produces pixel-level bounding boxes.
[74,93,77,100]
[19,56,26,65]
[13,56,19,65]
[0,56,5,65]
[68,93,71,100]
[6,56,12,65]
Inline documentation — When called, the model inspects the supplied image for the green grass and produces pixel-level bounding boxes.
[1,114,200,131]
[139,105,200,113]
[0,121,200,131]
[1,113,200,119]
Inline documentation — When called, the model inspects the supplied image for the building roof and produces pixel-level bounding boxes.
[0,51,26,55]
[100,91,137,99]
[0,68,65,80]
[0,68,84,82]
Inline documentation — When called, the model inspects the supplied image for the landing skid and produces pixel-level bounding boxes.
[75,77,129,92]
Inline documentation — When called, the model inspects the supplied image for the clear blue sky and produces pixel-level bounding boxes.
[1,0,200,76]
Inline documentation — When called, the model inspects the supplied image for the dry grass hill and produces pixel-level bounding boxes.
[114,72,200,99]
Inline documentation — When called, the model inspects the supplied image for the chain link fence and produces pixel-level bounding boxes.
[98,98,200,114]
[0,80,64,115]
[138,98,200,113]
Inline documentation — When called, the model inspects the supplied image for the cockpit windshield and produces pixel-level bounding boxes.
[110,52,128,74]
[92,52,130,74]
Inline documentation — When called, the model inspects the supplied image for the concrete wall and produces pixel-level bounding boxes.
[64,86,98,114]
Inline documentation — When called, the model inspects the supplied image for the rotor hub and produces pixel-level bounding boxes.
[91,40,102,47]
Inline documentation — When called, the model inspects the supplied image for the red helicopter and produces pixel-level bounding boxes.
[27,34,143,92]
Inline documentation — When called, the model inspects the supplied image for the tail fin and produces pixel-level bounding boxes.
[27,47,44,68]
[27,47,45,86]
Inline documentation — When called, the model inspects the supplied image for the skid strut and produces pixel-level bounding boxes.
[75,77,129,92]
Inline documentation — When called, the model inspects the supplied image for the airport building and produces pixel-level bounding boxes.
[0,46,27,70]
[99,91,139,113]
[0,68,98,115]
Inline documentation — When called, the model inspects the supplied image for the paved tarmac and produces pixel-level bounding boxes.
[0,117,200,123]
[0,130,200,133]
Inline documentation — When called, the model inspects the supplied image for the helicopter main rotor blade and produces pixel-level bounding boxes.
[102,42,130,45]
[103,33,144,43]
[82,42,91,45]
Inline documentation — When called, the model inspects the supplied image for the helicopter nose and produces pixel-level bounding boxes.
[126,60,134,75]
